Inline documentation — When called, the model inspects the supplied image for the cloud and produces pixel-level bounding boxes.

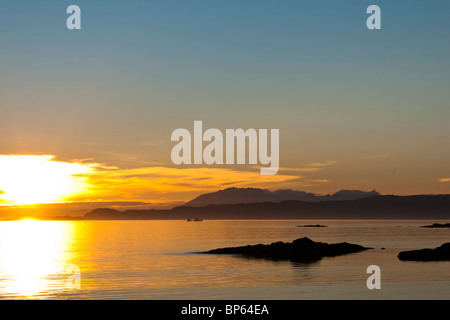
[0,191,7,204]
[264,163,336,188]
[71,165,301,203]
[438,178,450,183]
[306,161,337,167]
[277,167,321,173]
[0,154,331,205]
[98,151,166,167]
[308,179,331,183]
[258,160,337,174]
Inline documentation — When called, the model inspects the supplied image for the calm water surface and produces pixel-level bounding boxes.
[0,219,448,299]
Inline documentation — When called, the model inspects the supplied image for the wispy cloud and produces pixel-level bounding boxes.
[308,179,331,183]
[438,178,450,183]
[258,161,337,174]
[269,162,336,187]
[71,165,300,202]
[98,151,167,167]
[277,167,321,173]
[306,161,337,167]
[0,154,333,205]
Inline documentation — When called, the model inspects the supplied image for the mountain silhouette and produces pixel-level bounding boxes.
[83,194,450,220]
[184,187,381,207]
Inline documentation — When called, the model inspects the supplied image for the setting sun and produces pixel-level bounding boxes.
[0,155,93,205]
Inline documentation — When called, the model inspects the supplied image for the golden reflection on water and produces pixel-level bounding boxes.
[0,220,448,299]
[0,219,74,298]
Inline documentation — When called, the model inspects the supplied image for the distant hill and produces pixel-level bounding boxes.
[184,187,381,207]
[83,194,450,220]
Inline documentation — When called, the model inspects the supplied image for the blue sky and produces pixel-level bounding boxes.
[1,0,450,198]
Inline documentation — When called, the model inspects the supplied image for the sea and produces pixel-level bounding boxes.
[0,219,448,299]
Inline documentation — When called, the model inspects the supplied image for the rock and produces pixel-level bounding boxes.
[421,223,450,228]
[398,243,450,261]
[297,224,327,228]
[203,237,371,263]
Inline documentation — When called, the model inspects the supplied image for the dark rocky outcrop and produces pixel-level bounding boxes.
[297,224,327,228]
[398,243,450,261]
[421,223,450,228]
[203,237,371,263]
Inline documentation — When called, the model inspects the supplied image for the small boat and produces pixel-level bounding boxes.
[187,218,203,222]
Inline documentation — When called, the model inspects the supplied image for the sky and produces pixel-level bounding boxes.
[1,1,450,208]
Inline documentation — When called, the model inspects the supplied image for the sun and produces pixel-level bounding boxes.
[0,155,93,205]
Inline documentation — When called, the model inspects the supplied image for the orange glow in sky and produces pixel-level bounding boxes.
[0,154,301,206]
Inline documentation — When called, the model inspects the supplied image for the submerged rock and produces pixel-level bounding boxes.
[421,223,450,228]
[297,224,327,228]
[203,237,371,263]
[398,243,450,261]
